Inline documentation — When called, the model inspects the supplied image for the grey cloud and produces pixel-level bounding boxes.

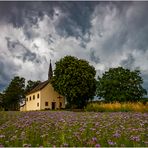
[90,49,100,64]
[6,37,41,63]
[92,2,148,58]
[120,54,135,69]
[54,2,97,38]
[0,1,97,39]
[46,34,54,45]
[0,55,21,91]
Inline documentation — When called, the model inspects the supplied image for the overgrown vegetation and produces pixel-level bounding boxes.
[85,102,148,112]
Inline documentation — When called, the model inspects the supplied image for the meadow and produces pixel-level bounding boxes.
[0,111,147,147]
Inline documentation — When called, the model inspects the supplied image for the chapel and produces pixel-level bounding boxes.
[20,61,65,111]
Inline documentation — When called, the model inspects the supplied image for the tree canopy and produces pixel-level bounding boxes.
[25,80,41,94]
[96,67,147,102]
[1,77,41,111]
[3,76,25,110]
[51,56,96,108]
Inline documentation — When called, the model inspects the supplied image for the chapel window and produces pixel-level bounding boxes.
[45,102,48,106]
[37,94,39,98]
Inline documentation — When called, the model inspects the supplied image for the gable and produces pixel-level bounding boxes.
[27,80,49,95]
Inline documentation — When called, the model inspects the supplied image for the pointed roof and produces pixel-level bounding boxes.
[48,59,53,80]
[27,80,49,95]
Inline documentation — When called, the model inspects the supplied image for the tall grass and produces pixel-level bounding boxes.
[85,102,148,112]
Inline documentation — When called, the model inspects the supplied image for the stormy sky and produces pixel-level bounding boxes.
[0,1,148,95]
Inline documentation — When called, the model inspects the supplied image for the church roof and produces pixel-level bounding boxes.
[27,80,49,95]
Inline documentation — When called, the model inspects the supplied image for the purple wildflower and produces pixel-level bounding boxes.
[130,135,140,142]
[108,140,116,146]
[0,144,4,148]
[92,137,97,142]
[0,135,5,138]
[113,132,121,138]
[95,143,101,147]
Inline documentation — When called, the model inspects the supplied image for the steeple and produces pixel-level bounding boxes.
[48,59,53,80]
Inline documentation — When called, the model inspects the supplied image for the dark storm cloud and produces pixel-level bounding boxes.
[0,1,97,39]
[55,1,97,38]
[0,2,52,27]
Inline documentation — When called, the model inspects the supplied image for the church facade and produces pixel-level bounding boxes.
[20,61,65,111]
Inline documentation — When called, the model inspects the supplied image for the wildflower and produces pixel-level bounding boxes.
[95,123,99,126]
[144,141,148,144]
[90,128,96,131]
[130,135,140,142]
[0,135,5,138]
[63,143,69,147]
[0,144,4,148]
[113,132,121,138]
[108,140,116,146]
[95,143,101,147]
[92,137,97,142]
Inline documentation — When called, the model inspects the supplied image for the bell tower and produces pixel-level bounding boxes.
[48,59,53,80]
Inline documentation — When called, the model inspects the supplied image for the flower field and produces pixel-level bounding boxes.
[0,111,147,147]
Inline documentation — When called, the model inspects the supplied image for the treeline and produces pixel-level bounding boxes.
[51,56,147,109]
[0,78,40,111]
[0,55,147,110]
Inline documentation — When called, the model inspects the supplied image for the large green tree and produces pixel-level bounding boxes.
[25,80,41,94]
[96,67,147,102]
[51,56,96,108]
[3,76,25,111]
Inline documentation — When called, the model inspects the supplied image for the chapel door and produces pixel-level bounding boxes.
[52,102,56,110]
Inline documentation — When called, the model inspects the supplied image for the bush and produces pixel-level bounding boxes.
[85,102,148,112]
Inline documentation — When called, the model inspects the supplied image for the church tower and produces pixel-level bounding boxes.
[48,60,53,80]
